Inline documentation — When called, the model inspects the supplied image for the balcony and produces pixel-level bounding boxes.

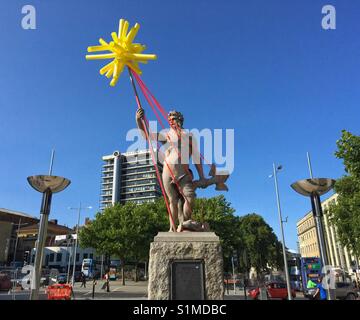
[122,195,158,202]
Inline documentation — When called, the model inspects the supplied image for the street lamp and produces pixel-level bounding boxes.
[68,202,92,285]
[269,163,292,300]
[27,154,70,300]
[291,152,336,300]
[66,234,74,283]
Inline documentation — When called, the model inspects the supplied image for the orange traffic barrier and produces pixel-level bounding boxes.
[46,283,73,300]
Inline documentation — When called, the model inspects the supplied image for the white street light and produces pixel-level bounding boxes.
[270,163,292,300]
[68,202,92,286]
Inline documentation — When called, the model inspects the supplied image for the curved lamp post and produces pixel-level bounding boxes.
[27,175,71,300]
[291,177,335,299]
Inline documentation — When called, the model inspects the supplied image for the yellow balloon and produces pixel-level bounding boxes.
[86,19,157,87]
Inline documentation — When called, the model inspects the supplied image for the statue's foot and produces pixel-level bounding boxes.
[182,220,204,232]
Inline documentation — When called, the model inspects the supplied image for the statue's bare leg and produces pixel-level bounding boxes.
[183,196,194,221]
[177,198,185,226]
[168,198,178,232]
[181,177,196,222]
[163,174,179,232]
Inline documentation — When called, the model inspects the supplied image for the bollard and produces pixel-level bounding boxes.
[92,279,97,299]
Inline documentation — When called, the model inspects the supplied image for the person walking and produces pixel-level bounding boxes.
[313,277,327,300]
[80,272,87,288]
[92,278,97,299]
[104,272,110,292]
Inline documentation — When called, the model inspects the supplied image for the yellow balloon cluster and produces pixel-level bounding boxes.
[85,19,157,87]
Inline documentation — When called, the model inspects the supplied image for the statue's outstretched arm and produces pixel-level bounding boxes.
[136,107,166,144]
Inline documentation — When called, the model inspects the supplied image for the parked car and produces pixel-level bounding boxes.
[304,281,359,300]
[224,273,241,285]
[0,273,12,291]
[248,281,296,300]
[56,273,68,284]
[335,281,359,300]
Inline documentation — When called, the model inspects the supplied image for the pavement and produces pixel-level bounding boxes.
[0,280,309,300]
[72,279,148,300]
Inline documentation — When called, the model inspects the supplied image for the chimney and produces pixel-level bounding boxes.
[49,219,58,225]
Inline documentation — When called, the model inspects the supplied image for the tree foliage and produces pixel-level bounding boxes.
[236,214,283,275]
[329,130,360,259]
[192,196,282,274]
[192,196,238,269]
[79,195,282,279]
[79,199,168,283]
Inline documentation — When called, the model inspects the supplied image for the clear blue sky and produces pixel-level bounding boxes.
[1,0,359,251]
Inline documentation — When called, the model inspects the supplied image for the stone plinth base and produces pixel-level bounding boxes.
[148,232,224,300]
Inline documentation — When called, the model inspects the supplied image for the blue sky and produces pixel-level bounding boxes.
[0,0,359,251]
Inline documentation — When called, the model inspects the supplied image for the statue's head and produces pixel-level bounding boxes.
[168,110,184,128]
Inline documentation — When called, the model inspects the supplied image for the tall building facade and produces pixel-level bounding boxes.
[297,193,359,275]
[297,212,319,258]
[100,149,163,210]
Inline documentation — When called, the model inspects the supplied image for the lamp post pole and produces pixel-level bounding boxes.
[30,190,52,300]
[272,163,292,300]
[100,254,104,280]
[71,203,81,286]
[69,203,92,286]
[291,156,336,301]
[66,236,73,283]
[305,152,333,300]
[27,150,71,300]
[231,256,236,294]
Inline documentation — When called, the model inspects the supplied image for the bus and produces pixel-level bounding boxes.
[288,257,302,291]
[301,257,322,290]
[81,258,96,278]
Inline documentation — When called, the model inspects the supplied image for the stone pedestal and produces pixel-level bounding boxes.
[148,232,224,300]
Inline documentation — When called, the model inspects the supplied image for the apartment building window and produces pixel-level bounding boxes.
[49,253,55,262]
[83,253,88,259]
[76,253,80,262]
[56,253,62,262]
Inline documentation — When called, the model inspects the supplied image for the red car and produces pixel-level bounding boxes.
[248,282,296,300]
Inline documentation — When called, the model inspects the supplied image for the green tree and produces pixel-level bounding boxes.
[329,130,360,259]
[236,214,283,277]
[192,195,238,270]
[79,199,168,284]
[192,196,282,275]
